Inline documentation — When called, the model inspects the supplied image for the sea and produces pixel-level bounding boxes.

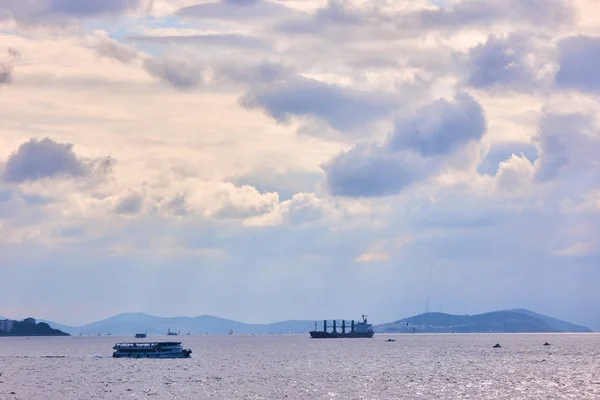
[0,333,598,399]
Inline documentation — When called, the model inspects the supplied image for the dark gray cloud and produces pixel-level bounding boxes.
[323,143,428,197]
[324,93,487,197]
[1,137,113,183]
[129,34,271,51]
[240,77,393,131]
[143,57,206,89]
[177,0,292,21]
[389,92,486,157]
[534,113,597,182]
[0,0,140,21]
[460,32,549,91]
[555,36,600,93]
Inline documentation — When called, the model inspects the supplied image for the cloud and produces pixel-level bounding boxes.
[143,57,207,89]
[459,32,556,91]
[410,0,573,31]
[534,112,599,182]
[0,47,18,86]
[176,0,293,21]
[553,241,598,257]
[478,142,538,176]
[129,33,271,50]
[355,235,414,264]
[389,92,486,156]
[0,0,141,21]
[240,77,394,131]
[324,92,486,197]
[86,31,138,64]
[555,35,600,93]
[115,190,145,215]
[1,138,113,183]
[494,154,535,194]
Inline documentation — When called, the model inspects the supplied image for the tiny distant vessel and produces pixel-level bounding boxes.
[186,330,191,336]
[167,328,180,336]
[310,315,374,339]
[493,343,501,348]
[135,331,147,339]
[228,329,233,335]
[385,338,396,342]
[543,342,550,346]
[112,342,192,358]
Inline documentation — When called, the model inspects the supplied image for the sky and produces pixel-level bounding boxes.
[0,0,599,330]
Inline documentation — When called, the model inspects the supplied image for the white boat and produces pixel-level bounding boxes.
[112,342,192,358]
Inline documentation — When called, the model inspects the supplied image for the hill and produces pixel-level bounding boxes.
[374,310,589,333]
[509,309,592,333]
[42,313,316,335]
[34,309,592,335]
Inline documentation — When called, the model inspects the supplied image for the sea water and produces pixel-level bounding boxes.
[0,334,599,399]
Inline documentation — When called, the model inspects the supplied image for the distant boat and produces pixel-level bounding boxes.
[186,330,191,336]
[385,338,396,342]
[167,328,180,336]
[228,329,233,335]
[135,331,147,339]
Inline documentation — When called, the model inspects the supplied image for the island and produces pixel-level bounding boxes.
[0,318,70,336]
[374,309,593,334]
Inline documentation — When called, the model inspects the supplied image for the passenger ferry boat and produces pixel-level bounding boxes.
[112,342,192,358]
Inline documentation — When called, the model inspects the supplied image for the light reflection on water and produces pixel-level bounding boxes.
[0,334,599,399]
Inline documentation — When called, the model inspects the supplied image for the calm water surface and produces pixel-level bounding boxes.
[1,334,599,399]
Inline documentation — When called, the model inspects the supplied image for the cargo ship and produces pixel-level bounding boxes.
[309,315,374,338]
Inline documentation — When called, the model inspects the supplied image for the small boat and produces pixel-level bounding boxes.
[385,338,396,342]
[543,342,550,346]
[135,331,147,339]
[493,343,501,348]
[112,342,192,358]
[167,328,180,336]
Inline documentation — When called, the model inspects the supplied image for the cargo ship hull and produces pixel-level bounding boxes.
[309,331,374,338]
